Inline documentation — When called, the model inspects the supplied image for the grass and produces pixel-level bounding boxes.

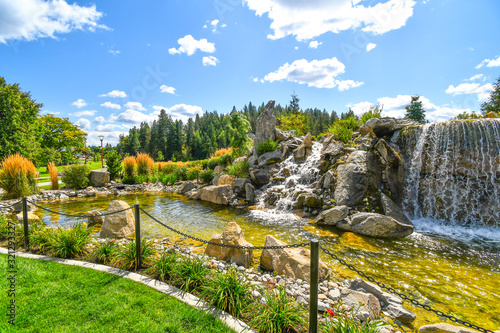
[36,162,103,179]
[0,254,236,333]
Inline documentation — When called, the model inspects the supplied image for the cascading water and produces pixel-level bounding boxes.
[250,142,323,223]
[394,119,500,227]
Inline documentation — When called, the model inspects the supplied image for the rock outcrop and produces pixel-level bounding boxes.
[205,222,254,268]
[199,185,233,205]
[89,168,110,187]
[254,100,277,156]
[99,200,135,238]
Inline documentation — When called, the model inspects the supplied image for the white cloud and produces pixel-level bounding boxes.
[99,90,127,98]
[261,57,364,90]
[308,41,322,49]
[92,116,106,124]
[244,0,415,41]
[124,101,146,111]
[101,101,121,109]
[108,49,120,55]
[203,24,208,29]
[366,43,377,52]
[75,118,91,130]
[445,82,493,101]
[86,131,125,146]
[72,99,87,108]
[40,110,60,115]
[202,56,219,66]
[110,109,152,124]
[96,124,125,132]
[168,35,215,56]
[476,56,500,69]
[347,101,373,116]
[467,74,484,82]
[151,104,203,123]
[71,110,96,117]
[294,46,299,50]
[0,0,109,43]
[160,85,176,94]
[221,23,227,28]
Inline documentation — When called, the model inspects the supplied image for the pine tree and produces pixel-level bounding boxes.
[405,95,426,123]
[480,76,500,115]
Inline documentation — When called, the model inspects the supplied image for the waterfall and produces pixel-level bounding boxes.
[395,119,500,227]
[250,142,323,223]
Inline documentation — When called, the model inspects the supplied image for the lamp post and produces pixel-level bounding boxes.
[98,135,104,168]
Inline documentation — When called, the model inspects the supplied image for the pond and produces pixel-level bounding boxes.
[32,193,500,330]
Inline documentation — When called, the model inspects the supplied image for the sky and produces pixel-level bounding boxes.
[1,0,499,146]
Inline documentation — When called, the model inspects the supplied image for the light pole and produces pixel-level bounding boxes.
[98,135,104,168]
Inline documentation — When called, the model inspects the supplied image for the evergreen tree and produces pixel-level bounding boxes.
[224,112,252,155]
[405,95,426,123]
[480,76,500,115]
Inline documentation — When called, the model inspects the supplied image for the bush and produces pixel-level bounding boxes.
[220,152,233,166]
[159,161,180,175]
[199,169,214,184]
[161,173,177,185]
[28,222,53,253]
[89,239,118,264]
[207,157,222,170]
[47,161,59,190]
[105,151,122,181]
[123,156,136,179]
[113,239,156,270]
[0,215,12,240]
[226,160,250,178]
[328,116,360,144]
[51,223,92,258]
[212,147,234,157]
[136,153,155,176]
[249,286,306,333]
[186,166,201,181]
[61,164,91,189]
[0,154,38,198]
[173,166,187,181]
[200,159,209,169]
[146,250,181,282]
[199,267,252,317]
[360,108,382,124]
[257,138,278,155]
[135,174,149,184]
[174,255,209,292]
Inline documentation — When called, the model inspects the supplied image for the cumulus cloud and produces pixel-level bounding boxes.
[96,124,125,132]
[99,90,127,98]
[261,57,363,90]
[124,101,146,111]
[202,56,219,66]
[308,41,322,49]
[108,49,120,55]
[75,118,91,130]
[86,131,125,146]
[366,43,377,52]
[110,109,152,124]
[92,116,106,124]
[151,104,203,123]
[445,82,493,102]
[475,55,500,69]
[347,101,373,116]
[0,0,109,43]
[244,0,415,41]
[160,85,176,94]
[467,74,484,82]
[168,35,215,55]
[72,99,87,108]
[101,101,121,109]
[40,110,60,115]
[71,110,96,117]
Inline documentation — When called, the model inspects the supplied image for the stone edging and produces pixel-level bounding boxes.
[0,248,256,333]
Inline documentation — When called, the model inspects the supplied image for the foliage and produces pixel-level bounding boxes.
[61,164,90,189]
[249,285,307,333]
[156,150,164,161]
[136,152,155,176]
[174,255,209,292]
[320,302,388,333]
[226,160,250,178]
[158,161,181,175]
[199,267,252,317]
[405,95,426,123]
[212,147,234,157]
[257,138,279,155]
[200,169,214,184]
[219,152,233,166]
[0,215,12,240]
[113,239,156,270]
[47,161,59,190]
[278,112,311,137]
[186,165,202,180]
[123,156,136,178]
[146,250,181,282]
[39,147,62,166]
[454,111,482,120]
[89,239,118,264]
[207,156,223,170]
[173,166,188,181]
[51,223,92,258]
[0,153,39,198]
[135,174,149,184]
[359,104,383,124]
[104,150,122,181]
[224,112,252,155]
[481,76,500,115]
[328,116,360,144]
[161,173,177,185]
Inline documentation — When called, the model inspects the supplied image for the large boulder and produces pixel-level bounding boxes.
[205,222,254,268]
[99,200,135,238]
[214,165,225,174]
[419,323,482,333]
[321,136,344,158]
[233,178,250,196]
[217,174,235,186]
[89,168,110,187]
[359,117,418,138]
[86,210,104,228]
[176,181,197,195]
[258,150,282,167]
[275,128,296,142]
[249,165,276,186]
[199,185,233,205]
[254,100,277,156]
[245,183,256,204]
[13,201,35,214]
[338,288,381,322]
[380,193,413,226]
[260,235,329,282]
[16,211,40,222]
[315,205,349,225]
[337,212,413,238]
[293,133,313,162]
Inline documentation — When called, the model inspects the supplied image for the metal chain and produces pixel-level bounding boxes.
[319,245,495,333]
[140,208,309,250]
[0,199,23,209]
[27,200,133,218]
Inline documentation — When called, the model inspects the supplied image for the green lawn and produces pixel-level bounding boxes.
[0,254,236,333]
[36,162,104,179]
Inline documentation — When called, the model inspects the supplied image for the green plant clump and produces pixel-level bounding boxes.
[89,239,118,264]
[226,160,250,178]
[61,164,91,189]
[186,166,201,180]
[328,116,360,144]
[146,250,181,282]
[51,223,92,258]
[320,302,388,333]
[199,169,214,184]
[104,151,122,180]
[161,173,177,185]
[174,255,209,292]
[113,239,156,270]
[207,157,223,170]
[257,138,278,155]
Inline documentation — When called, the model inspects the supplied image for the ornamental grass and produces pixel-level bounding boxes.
[123,156,137,178]
[0,153,38,198]
[47,161,59,190]
[212,147,233,157]
[136,153,155,176]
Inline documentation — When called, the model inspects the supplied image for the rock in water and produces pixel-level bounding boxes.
[419,323,483,333]
[380,193,413,226]
[99,200,135,238]
[89,168,110,187]
[260,235,329,282]
[337,212,413,238]
[205,222,254,268]
[199,185,233,205]
[315,205,349,225]
[254,100,277,156]
[86,210,104,228]
[176,181,197,195]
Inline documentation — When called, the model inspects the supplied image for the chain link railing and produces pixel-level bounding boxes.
[0,199,23,209]
[27,200,133,218]
[320,245,495,333]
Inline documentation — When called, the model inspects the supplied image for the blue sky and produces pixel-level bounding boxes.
[1,0,499,146]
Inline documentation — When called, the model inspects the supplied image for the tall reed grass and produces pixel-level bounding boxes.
[123,156,137,178]
[47,162,59,190]
[136,153,155,176]
[0,154,38,198]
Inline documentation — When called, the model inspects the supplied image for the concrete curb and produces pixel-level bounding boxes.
[0,248,256,333]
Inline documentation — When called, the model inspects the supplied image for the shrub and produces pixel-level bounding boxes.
[249,286,307,333]
[0,154,38,198]
[51,223,92,258]
[219,152,233,166]
[207,157,222,170]
[0,215,12,240]
[320,302,388,333]
[186,166,201,181]
[30,224,55,254]
[328,116,360,144]
[146,250,181,282]
[156,162,167,173]
[174,255,209,292]
[173,166,187,181]
[159,161,180,175]
[161,173,177,185]
[61,164,91,190]
[199,169,214,184]
[360,108,382,124]
[136,153,155,176]
[105,151,122,181]
[226,160,250,178]
[200,159,209,169]
[199,267,252,317]
[89,239,118,264]
[135,174,149,184]
[257,138,278,155]
[212,147,234,157]
[123,156,137,178]
[113,239,156,270]
[47,162,59,190]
